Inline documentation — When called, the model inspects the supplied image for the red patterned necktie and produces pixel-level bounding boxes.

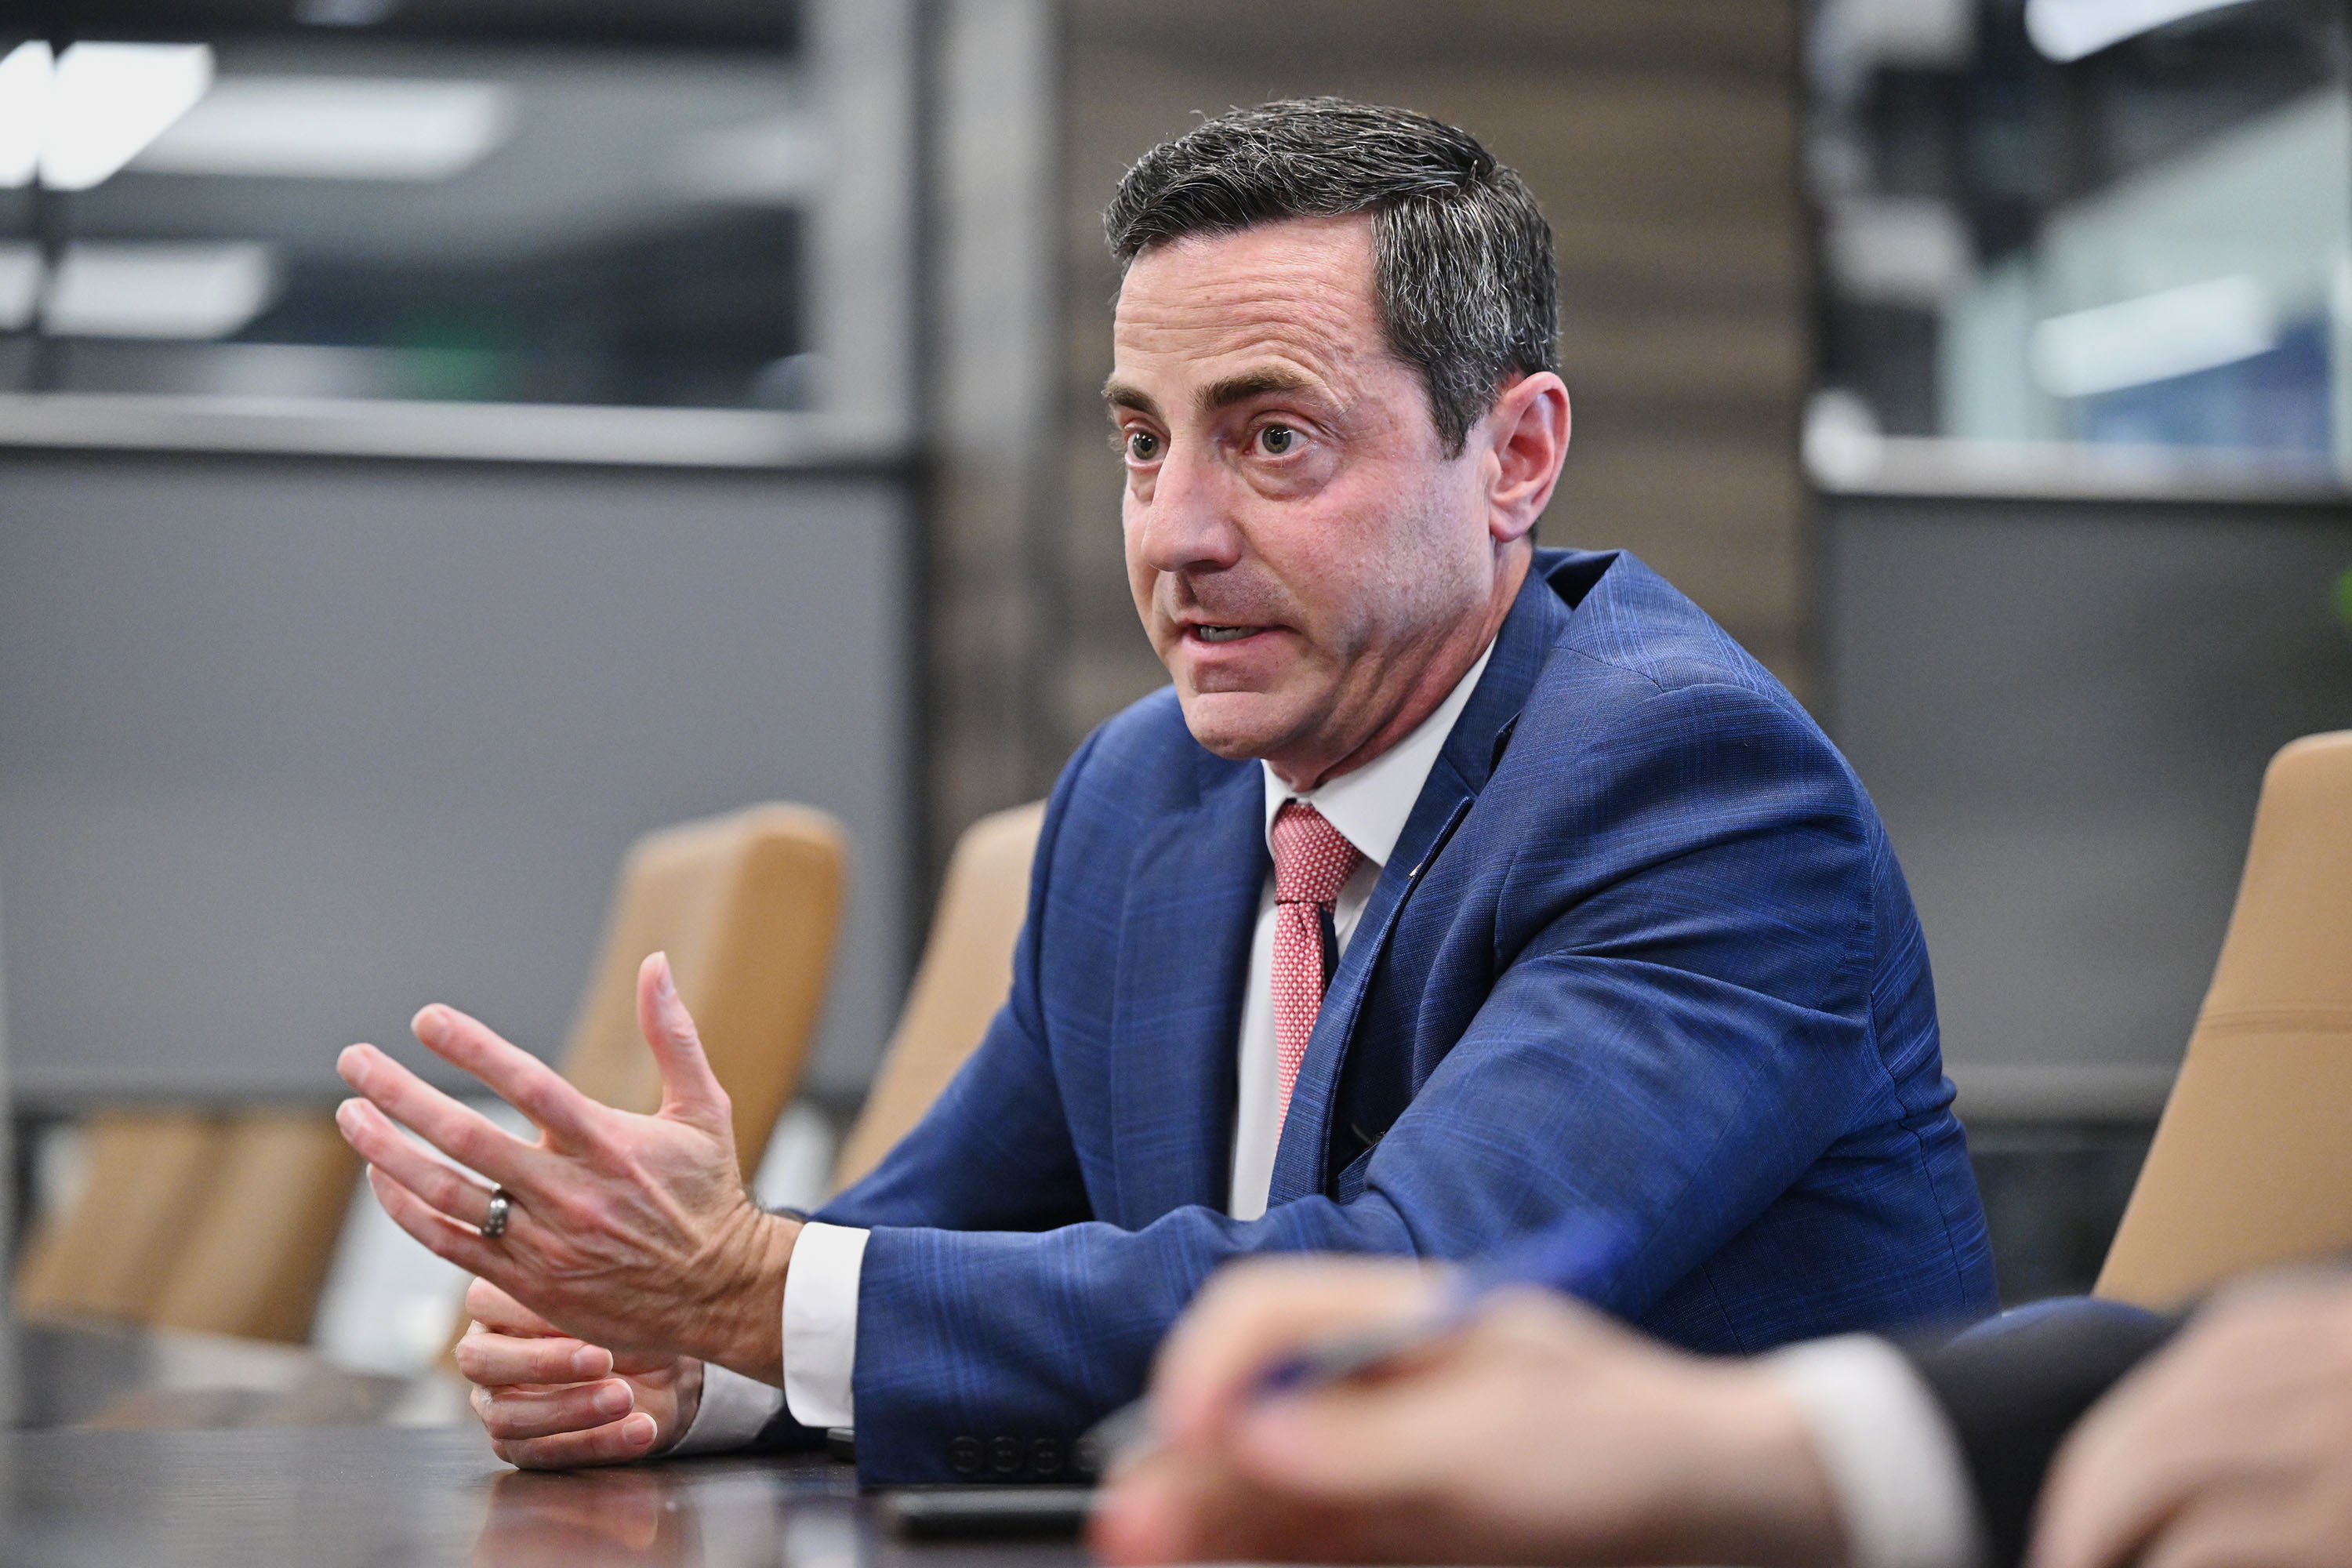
[1270,801,1365,1123]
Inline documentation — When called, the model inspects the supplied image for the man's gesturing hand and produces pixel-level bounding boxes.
[335,951,799,1388]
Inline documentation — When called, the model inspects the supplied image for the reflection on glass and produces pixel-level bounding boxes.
[0,11,815,412]
[1807,0,2352,490]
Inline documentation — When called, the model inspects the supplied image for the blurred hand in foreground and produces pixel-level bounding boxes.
[332,950,798,1466]
[2034,1276,2352,1568]
[1090,1256,1841,1568]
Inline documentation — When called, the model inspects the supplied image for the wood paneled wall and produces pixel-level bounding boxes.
[920,2,1812,866]
[1040,0,1811,764]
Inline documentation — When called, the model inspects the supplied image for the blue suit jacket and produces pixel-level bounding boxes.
[805,548,1994,1482]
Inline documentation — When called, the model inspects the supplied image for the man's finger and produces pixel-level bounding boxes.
[1098,1443,1377,1567]
[365,1164,507,1283]
[636,953,732,1137]
[1150,1258,1442,1445]
[336,1098,497,1226]
[458,1329,612,1388]
[2031,1392,2181,1568]
[410,1004,607,1151]
[466,1276,558,1337]
[492,1412,662,1471]
[1227,1376,1475,1500]
[479,1379,638,1443]
[1095,1446,1253,1565]
[338,1043,539,1189]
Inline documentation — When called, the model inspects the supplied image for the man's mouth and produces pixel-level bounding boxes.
[1192,624,1261,644]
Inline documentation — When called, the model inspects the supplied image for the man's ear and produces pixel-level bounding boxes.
[1482,372,1570,545]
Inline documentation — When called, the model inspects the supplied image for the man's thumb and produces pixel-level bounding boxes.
[636,952,731,1134]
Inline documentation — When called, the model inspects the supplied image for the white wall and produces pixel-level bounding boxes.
[0,452,913,1105]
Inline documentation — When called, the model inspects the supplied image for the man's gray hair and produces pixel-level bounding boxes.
[1105,97,1559,458]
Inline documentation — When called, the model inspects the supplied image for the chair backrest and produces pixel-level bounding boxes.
[2096,731,2352,1308]
[15,1110,228,1327]
[559,803,848,1167]
[831,801,1044,1192]
[148,1110,362,1343]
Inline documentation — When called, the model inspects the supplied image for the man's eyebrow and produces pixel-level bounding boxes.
[1102,379,1158,416]
[1101,368,1326,418]
[1198,368,1319,412]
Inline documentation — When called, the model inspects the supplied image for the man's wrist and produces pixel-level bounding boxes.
[1668,1363,1846,1568]
[696,1207,800,1385]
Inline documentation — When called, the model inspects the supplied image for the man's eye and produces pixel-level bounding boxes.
[1257,424,1297,456]
[1125,430,1163,463]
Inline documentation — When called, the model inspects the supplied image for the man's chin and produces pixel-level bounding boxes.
[1173,688,1301,764]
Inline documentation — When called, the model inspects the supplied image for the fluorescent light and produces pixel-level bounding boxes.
[1803,388,1887,488]
[2029,275,2276,398]
[680,115,832,203]
[0,42,54,187]
[133,78,516,182]
[0,241,42,330]
[294,0,401,24]
[43,242,278,339]
[2025,0,2259,61]
[1825,197,1976,306]
[39,43,215,191]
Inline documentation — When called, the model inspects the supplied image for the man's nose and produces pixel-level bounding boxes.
[1132,443,1244,574]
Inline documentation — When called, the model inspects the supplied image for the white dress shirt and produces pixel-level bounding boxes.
[1765,1336,1987,1568]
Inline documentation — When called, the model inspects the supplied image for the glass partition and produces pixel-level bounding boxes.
[0,0,913,464]
[1806,0,2352,494]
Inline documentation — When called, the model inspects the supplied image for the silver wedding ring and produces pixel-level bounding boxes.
[481,1187,512,1240]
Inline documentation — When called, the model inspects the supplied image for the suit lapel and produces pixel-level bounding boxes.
[1266,564,1577,1202]
[1107,754,1265,1225]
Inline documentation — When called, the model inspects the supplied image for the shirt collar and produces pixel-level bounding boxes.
[1260,639,1496,869]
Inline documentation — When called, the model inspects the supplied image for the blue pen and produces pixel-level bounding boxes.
[1076,1216,1629,1474]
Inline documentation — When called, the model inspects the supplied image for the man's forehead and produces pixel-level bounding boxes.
[1109,216,1385,401]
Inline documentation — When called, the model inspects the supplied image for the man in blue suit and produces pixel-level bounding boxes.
[332,98,1993,1483]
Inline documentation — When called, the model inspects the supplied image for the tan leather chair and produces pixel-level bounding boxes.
[557,802,848,1173]
[832,801,1044,1191]
[27,803,845,1354]
[16,1109,359,1345]
[16,1110,230,1327]
[149,1111,364,1344]
[2096,731,2352,1308]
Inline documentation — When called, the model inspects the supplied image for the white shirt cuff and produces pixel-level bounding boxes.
[667,1363,785,1455]
[1764,1334,1987,1568]
[782,1221,869,1429]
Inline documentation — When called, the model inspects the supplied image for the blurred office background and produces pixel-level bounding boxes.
[1,0,2347,1383]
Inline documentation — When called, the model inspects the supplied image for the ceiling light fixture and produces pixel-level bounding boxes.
[2029,275,2277,398]
[679,115,833,204]
[132,77,516,182]
[0,241,42,331]
[39,42,216,191]
[0,42,54,187]
[42,242,279,340]
[2024,0,2260,62]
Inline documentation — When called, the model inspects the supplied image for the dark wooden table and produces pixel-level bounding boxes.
[4,1324,1091,1567]
[0,1425,1093,1567]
